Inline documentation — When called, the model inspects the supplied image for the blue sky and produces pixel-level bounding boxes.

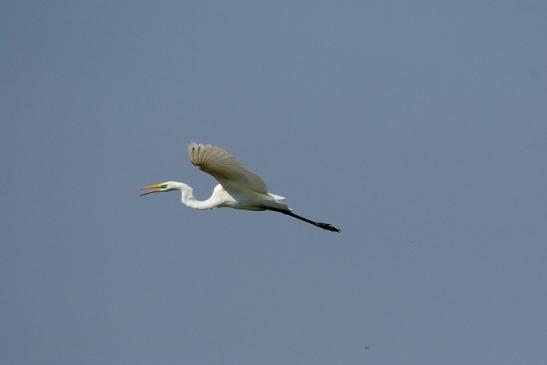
[2,1,546,364]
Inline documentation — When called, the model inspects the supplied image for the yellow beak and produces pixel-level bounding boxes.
[139,183,163,196]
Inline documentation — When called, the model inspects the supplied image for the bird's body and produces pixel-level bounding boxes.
[140,142,340,232]
[166,181,287,211]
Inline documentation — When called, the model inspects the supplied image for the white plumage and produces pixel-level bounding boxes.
[188,142,268,194]
[140,142,340,232]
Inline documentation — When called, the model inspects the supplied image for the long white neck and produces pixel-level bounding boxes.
[173,182,218,210]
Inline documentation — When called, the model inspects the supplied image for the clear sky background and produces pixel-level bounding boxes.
[2,1,546,364]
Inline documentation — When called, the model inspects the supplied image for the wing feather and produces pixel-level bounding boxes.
[187,142,268,193]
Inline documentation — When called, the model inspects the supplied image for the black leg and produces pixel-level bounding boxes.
[267,207,341,232]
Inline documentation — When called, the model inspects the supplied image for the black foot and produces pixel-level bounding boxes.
[316,222,341,232]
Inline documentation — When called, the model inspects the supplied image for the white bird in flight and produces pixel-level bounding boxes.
[140,142,340,232]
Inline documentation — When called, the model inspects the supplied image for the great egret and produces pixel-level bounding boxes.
[140,142,340,232]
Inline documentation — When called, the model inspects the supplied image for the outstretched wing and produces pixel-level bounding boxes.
[187,142,268,194]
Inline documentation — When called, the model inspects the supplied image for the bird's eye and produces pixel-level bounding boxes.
[160,184,168,189]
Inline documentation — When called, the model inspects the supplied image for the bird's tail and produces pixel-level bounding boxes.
[268,193,287,203]
[266,193,292,212]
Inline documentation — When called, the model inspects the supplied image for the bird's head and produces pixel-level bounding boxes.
[139,181,179,196]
